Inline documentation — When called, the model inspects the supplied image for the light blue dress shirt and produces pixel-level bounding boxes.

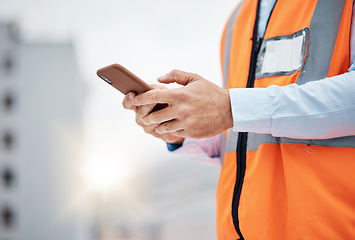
[258,0,277,38]
[169,0,355,152]
[229,0,355,139]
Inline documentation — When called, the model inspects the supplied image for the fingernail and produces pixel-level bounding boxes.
[133,96,138,105]
[128,93,134,101]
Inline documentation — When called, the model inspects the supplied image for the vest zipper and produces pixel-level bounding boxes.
[231,1,263,239]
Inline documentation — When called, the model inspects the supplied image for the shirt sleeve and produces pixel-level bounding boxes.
[228,1,355,140]
[230,72,355,139]
[167,2,355,160]
[167,135,221,166]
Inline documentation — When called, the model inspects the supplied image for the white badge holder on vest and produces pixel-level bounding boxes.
[256,28,309,79]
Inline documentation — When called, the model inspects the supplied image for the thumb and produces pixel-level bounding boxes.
[158,69,197,86]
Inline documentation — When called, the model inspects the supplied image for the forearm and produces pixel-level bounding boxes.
[230,71,355,139]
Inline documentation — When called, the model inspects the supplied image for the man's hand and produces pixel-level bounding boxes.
[133,70,233,139]
[122,85,184,145]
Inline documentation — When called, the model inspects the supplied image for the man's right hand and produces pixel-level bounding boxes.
[122,87,185,145]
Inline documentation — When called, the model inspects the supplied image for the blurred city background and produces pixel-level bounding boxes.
[0,0,239,239]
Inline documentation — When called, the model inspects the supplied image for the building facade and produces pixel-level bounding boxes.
[0,22,82,240]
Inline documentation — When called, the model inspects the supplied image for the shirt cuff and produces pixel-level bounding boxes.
[229,88,271,134]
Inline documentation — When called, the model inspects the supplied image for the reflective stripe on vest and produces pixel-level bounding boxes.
[217,0,355,239]
[224,134,355,153]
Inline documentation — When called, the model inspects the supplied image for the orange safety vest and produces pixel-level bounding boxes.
[217,0,355,239]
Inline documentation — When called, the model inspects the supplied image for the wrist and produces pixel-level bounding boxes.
[224,89,234,129]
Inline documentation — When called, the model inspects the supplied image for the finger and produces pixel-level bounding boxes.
[122,92,136,110]
[142,105,178,125]
[171,129,185,138]
[155,120,184,135]
[142,123,173,140]
[135,109,160,127]
[162,133,185,145]
[142,123,159,135]
[134,89,174,106]
[134,104,156,118]
[150,83,166,90]
[158,69,198,86]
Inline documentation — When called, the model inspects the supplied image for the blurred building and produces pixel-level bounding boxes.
[0,22,82,240]
[0,20,219,240]
[140,156,220,240]
[89,153,220,240]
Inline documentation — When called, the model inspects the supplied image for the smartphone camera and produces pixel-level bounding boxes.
[100,75,112,84]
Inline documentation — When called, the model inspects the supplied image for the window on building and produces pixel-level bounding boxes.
[2,93,15,112]
[2,132,14,150]
[2,168,14,189]
[3,55,14,75]
[1,206,15,229]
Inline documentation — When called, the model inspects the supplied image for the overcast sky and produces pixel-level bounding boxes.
[0,0,240,181]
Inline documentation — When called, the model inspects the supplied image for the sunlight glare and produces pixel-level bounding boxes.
[80,151,132,194]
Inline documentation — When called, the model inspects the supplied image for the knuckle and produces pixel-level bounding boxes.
[192,73,201,79]
[143,124,156,134]
[163,122,170,132]
[143,126,151,134]
[136,115,149,127]
[149,91,158,101]
[171,69,179,75]
[135,107,142,116]
[122,99,131,110]
[154,125,161,133]
[176,106,189,119]
[176,107,185,118]
[170,69,180,79]
[174,91,187,101]
[136,106,147,117]
[184,119,194,130]
[135,115,142,126]
[150,113,159,124]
